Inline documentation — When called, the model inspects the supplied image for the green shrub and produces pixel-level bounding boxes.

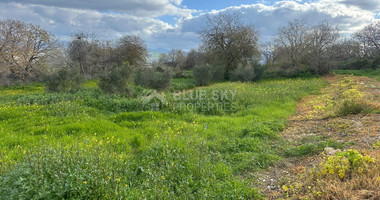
[134,67,172,91]
[193,64,212,86]
[98,62,132,95]
[338,58,380,70]
[252,62,265,81]
[229,64,255,82]
[43,65,84,93]
[336,100,366,116]
[320,149,375,180]
[211,64,226,82]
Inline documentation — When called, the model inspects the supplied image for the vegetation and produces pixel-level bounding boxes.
[200,12,260,79]
[280,150,379,199]
[0,19,59,85]
[0,13,380,199]
[98,63,133,95]
[43,64,85,93]
[334,69,380,81]
[134,67,172,91]
[0,78,326,199]
[229,64,255,82]
[193,64,212,86]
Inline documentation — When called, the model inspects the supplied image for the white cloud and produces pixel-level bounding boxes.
[0,0,379,51]
[333,0,380,11]
[0,0,194,17]
[181,0,379,43]
[0,2,173,40]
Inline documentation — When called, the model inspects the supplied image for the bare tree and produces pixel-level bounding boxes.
[308,21,340,74]
[67,32,96,76]
[0,19,59,83]
[261,42,280,67]
[275,20,340,75]
[184,49,205,70]
[275,19,310,73]
[159,49,186,68]
[354,21,380,57]
[200,12,260,78]
[330,38,361,61]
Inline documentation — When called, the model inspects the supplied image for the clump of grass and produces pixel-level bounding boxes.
[284,140,348,157]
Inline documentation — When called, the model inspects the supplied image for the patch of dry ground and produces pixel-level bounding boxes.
[256,75,380,199]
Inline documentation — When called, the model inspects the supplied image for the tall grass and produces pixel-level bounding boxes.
[0,78,326,199]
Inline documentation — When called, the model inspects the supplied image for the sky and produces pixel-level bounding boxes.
[0,0,379,52]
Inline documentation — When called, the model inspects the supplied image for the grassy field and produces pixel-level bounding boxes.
[0,78,328,199]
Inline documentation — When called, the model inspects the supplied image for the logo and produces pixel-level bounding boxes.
[141,90,167,111]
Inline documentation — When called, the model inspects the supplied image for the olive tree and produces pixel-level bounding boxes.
[114,35,147,67]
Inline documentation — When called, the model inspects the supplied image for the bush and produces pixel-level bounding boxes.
[193,64,212,86]
[43,65,85,93]
[252,62,265,81]
[229,64,255,82]
[336,100,366,116]
[320,149,375,180]
[134,67,172,91]
[211,64,226,82]
[338,58,380,70]
[98,62,132,95]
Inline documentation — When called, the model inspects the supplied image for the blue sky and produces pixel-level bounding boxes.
[0,0,379,52]
[182,0,271,10]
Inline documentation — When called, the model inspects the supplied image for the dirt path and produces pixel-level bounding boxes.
[256,75,380,199]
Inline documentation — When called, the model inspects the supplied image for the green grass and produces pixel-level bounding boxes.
[334,69,380,81]
[0,78,327,199]
[170,77,195,91]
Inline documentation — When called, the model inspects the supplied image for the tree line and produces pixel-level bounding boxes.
[0,14,379,92]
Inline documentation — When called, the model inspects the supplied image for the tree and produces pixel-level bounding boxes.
[275,20,340,75]
[184,49,205,70]
[308,21,340,74]
[68,32,96,77]
[159,49,186,69]
[114,35,147,67]
[330,39,361,62]
[200,12,260,79]
[354,21,380,57]
[275,19,310,73]
[67,32,113,78]
[261,42,280,68]
[98,62,133,95]
[134,67,172,91]
[193,64,212,86]
[0,19,59,83]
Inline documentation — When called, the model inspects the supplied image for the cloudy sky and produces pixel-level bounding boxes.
[1,0,379,52]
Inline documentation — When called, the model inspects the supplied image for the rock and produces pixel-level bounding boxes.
[324,147,341,156]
